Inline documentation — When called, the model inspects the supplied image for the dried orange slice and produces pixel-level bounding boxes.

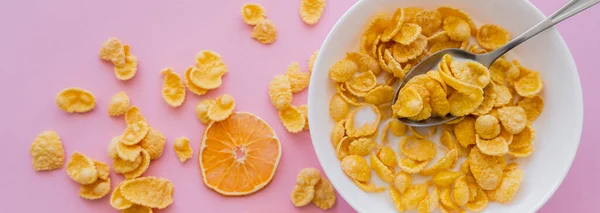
[200,112,281,196]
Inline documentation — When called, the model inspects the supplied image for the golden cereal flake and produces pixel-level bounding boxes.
[401,184,429,210]
[392,23,422,45]
[377,145,397,168]
[475,115,501,140]
[400,136,437,161]
[440,187,461,210]
[497,106,527,134]
[121,120,150,146]
[432,170,462,188]
[113,153,143,174]
[196,99,216,125]
[514,71,544,98]
[420,149,458,176]
[489,168,523,204]
[392,85,424,117]
[466,184,488,212]
[341,155,371,182]
[252,19,278,44]
[241,3,266,25]
[99,37,126,66]
[509,125,535,150]
[364,85,394,106]
[108,136,121,160]
[443,16,470,41]
[436,6,477,35]
[346,52,381,74]
[417,187,440,213]
[472,83,497,116]
[140,127,167,160]
[298,104,309,130]
[370,154,394,183]
[279,105,306,133]
[30,130,65,171]
[125,106,145,125]
[453,116,476,147]
[160,68,186,107]
[390,187,406,212]
[348,138,376,156]
[79,178,111,200]
[344,104,381,138]
[308,50,319,74]
[352,179,386,193]
[391,34,428,63]
[296,167,321,186]
[94,160,110,181]
[518,95,544,121]
[299,0,326,25]
[122,205,152,213]
[389,119,407,136]
[269,75,293,110]
[290,185,315,207]
[476,24,511,50]
[193,50,228,84]
[111,183,134,210]
[114,45,138,81]
[312,177,336,210]
[453,176,469,206]
[108,91,131,116]
[397,157,428,174]
[66,152,98,185]
[184,67,208,95]
[117,142,142,162]
[489,58,512,84]
[468,147,503,190]
[120,176,175,209]
[336,136,353,160]
[392,172,412,193]
[451,60,490,89]
[428,31,465,54]
[329,93,350,121]
[347,71,377,93]
[123,149,151,179]
[55,87,96,113]
[494,84,513,107]
[285,62,311,93]
[207,94,235,121]
[413,10,442,36]
[330,119,346,147]
[173,137,193,162]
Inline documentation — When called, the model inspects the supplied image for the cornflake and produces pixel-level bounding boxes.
[55,87,96,113]
[108,91,131,116]
[299,0,326,25]
[119,176,175,209]
[285,62,311,93]
[114,45,138,81]
[279,105,306,133]
[207,94,235,121]
[30,131,64,171]
[173,137,193,162]
[191,50,227,90]
[329,93,350,121]
[79,178,111,200]
[252,19,278,44]
[66,152,98,185]
[241,3,266,25]
[269,75,293,110]
[312,177,336,210]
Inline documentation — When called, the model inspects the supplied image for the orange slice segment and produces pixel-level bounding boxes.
[199,112,281,196]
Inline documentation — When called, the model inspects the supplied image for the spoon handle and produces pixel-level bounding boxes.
[478,0,600,66]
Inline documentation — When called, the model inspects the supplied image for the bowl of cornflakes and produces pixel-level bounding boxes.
[307,0,583,212]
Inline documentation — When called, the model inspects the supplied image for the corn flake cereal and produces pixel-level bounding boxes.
[475,115,501,139]
[66,152,98,185]
[402,184,429,210]
[469,147,503,190]
[269,75,293,110]
[160,68,186,107]
[494,84,513,107]
[518,95,544,121]
[413,10,442,36]
[433,170,462,188]
[300,0,326,25]
[515,71,543,98]
[348,71,377,92]
[453,176,469,206]
[346,52,381,74]
[99,37,126,66]
[113,154,142,174]
[108,91,131,116]
[196,99,216,124]
[114,45,138,81]
[348,138,376,156]
[336,136,352,160]
[428,31,465,54]
[308,50,319,74]
[421,149,458,176]
[443,16,470,41]
[331,119,346,147]
[392,85,424,117]
[476,24,510,50]
[241,3,266,25]
[440,187,461,210]
[120,176,174,209]
[451,60,490,89]
[312,177,336,210]
[55,87,96,113]
[352,179,386,193]
[108,136,121,160]
[279,105,306,133]
[111,183,133,210]
[370,154,394,182]
[391,35,428,63]
[125,106,145,125]
[344,104,381,137]
[79,178,111,200]
[252,19,278,44]
[290,185,315,207]
[454,116,476,147]
[93,160,110,181]
[418,187,440,213]
[140,127,166,160]
[30,131,64,171]
[121,121,150,145]
[510,125,535,150]
[365,85,395,106]
[184,67,208,96]
[377,145,397,168]
[390,187,405,211]
[286,62,311,93]
[381,8,404,42]
[497,106,527,134]
[341,155,371,182]
[296,167,321,186]
[393,23,422,45]
[173,137,193,162]
[466,184,488,212]
[488,168,523,204]
[117,142,142,162]
[392,172,412,194]
[123,149,150,179]
[122,205,152,213]
[299,104,309,130]
[207,94,235,121]
[398,157,428,174]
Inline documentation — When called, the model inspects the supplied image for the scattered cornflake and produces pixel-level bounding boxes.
[108,91,131,116]
[207,94,236,121]
[241,3,266,25]
[173,137,193,162]
[252,19,278,44]
[119,176,174,209]
[30,131,64,171]
[300,0,326,25]
[55,87,96,113]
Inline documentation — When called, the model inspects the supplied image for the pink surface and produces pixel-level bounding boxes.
[0,0,597,212]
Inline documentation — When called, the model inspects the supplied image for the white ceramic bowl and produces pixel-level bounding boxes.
[308,0,583,212]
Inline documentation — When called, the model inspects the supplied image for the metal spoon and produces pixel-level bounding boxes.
[393,0,600,127]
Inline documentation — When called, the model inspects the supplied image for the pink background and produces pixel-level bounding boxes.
[0,0,597,212]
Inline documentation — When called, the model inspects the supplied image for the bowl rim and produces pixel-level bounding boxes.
[307,0,584,212]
